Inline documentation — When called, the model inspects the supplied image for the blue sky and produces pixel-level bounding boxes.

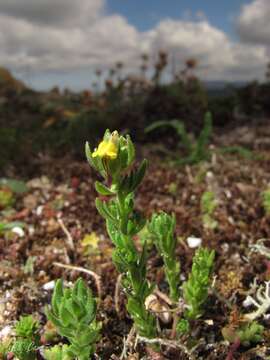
[107,0,249,35]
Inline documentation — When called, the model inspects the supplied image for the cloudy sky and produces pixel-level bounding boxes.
[0,0,269,90]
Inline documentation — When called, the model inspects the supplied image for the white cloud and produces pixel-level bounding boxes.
[0,0,268,88]
[237,0,270,45]
[0,0,104,27]
[141,19,267,81]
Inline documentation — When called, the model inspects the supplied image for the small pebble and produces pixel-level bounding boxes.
[0,325,12,339]
[12,226,25,237]
[43,280,55,291]
[187,236,202,248]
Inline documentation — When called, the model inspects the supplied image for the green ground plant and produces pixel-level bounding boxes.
[0,221,24,235]
[46,278,101,360]
[222,321,264,347]
[44,344,71,360]
[14,315,40,342]
[86,130,157,339]
[218,146,255,160]
[11,315,40,360]
[148,212,180,302]
[86,129,215,347]
[145,111,213,165]
[201,190,218,229]
[0,188,14,209]
[262,188,270,215]
[182,248,215,320]
[11,339,37,360]
[2,129,218,358]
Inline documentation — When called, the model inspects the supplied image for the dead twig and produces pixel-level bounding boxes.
[211,286,233,310]
[170,313,179,339]
[53,262,102,300]
[115,274,123,315]
[154,288,173,306]
[120,326,136,360]
[137,335,196,360]
[185,165,194,183]
[57,218,75,251]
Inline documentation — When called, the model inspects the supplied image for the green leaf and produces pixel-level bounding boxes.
[133,159,147,190]
[95,198,115,221]
[0,178,28,194]
[46,277,100,356]
[52,279,64,314]
[183,247,215,320]
[85,142,95,168]
[119,159,148,195]
[95,181,114,196]
[126,135,135,166]
[59,301,76,327]
[0,221,25,232]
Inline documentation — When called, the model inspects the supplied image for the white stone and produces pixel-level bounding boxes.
[187,236,202,248]
[43,280,55,291]
[36,205,43,216]
[12,226,25,237]
[0,325,12,339]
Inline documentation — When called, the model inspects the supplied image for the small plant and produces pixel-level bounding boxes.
[0,178,28,194]
[14,315,40,343]
[145,111,213,165]
[148,212,180,302]
[218,146,255,160]
[11,339,36,360]
[200,190,218,229]
[44,344,71,360]
[183,247,215,320]
[235,321,264,346]
[223,321,264,347]
[11,315,40,360]
[0,188,14,209]
[0,221,25,235]
[86,130,157,339]
[262,188,270,215]
[23,256,36,275]
[46,278,101,360]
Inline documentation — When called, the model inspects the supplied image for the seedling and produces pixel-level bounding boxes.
[222,321,264,347]
[14,315,40,343]
[11,315,40,360]
[0,188,14,209]
[262,188,270,215]
[145,112,213,165]
[46,278,101,360]
[183,247,215,320]
[148,212,180,302]
[23,256,36,275]
[11,339,36,360]
[218,146,255,160]
[200,190,218,229]
[86,130,156,339]
[44,344,71,360]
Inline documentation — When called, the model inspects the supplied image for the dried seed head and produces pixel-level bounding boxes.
[145,294,172,324]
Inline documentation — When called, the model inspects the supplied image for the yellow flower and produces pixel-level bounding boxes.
[92,134,118,160]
